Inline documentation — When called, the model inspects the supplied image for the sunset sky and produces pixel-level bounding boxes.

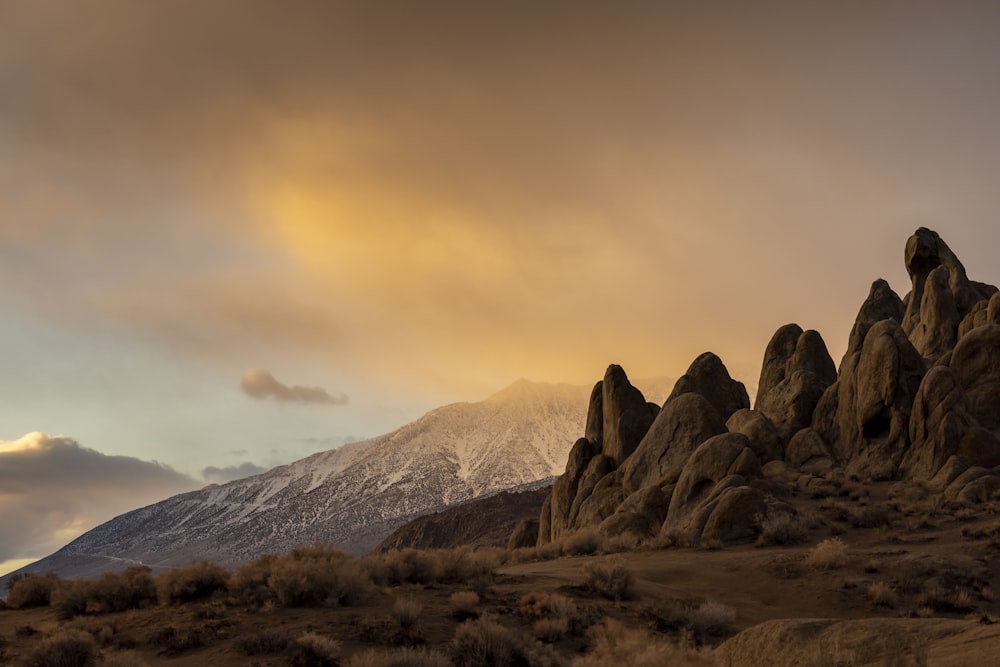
[3,1,1000,573]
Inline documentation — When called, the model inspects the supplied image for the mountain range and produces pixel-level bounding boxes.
[7,377,670,582]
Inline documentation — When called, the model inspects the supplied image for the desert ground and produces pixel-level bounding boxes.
[4,470,1000,666]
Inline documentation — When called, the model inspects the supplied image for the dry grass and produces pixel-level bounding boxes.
[572,618,714,666]
[6,574,60,609]
[690,600,737,637]
[563,528,605,556]
[51,566,157,619]
[392,597,423,630]
[344,646,452,667]
[755,513,808,546]
[450,616,533,667]
[268,546,372,607]
[449,591,480,620]
[25,629,97,667]
[867,581,899,609]
[582,560,635,601]
[156,562,229,605]
[287,632,342,667]
[533,617,569,642]
[805,538,849,570]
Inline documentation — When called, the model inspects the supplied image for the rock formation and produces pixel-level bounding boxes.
[530,228,1000,551]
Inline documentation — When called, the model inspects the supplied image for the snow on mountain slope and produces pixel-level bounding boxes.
[9,379,599,581]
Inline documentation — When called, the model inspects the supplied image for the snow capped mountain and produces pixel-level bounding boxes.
[12,379,599,580]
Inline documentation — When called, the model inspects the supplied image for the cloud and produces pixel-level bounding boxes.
[240,368,348,406]
[201,462,268,484]
[0,433,199,566]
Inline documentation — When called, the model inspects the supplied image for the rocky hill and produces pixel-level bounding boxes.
[6,379,594,582]
[536,228,1000,548]
[374,486,550,552]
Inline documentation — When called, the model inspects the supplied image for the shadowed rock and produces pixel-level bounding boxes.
[812,319,925,479]
[620,392,726,493]
[755,325,837,443]
[601,365,657,466]
[844,279,905,363]
[666,352,750,421]
[726,409,784,464]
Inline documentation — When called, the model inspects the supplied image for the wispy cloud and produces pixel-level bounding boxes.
[201,462,268,484]
[0,433,199,568]
[240,368,348,406]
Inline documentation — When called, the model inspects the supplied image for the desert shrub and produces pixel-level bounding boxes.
[582,560,635,601]
[156,562,228,604]
[533,617,569,643]
[287,632,341,667]
[235,628,291,655]
[572,618,714,667]
[433,547,503,586]
[806,538,848,570]
[368,548,439,586]
[345,646,451,667]
[53,567,157,619]
[603,533,641,554]
[563,528,604,556]
[449,591,480,619]
[392,597,423,631]
[97,653,150,667]
[17,625,40,637]
[867,581,898,609]
[851,507,891,529]
[229,553,279,606]
[268,545,372,607]
[7,573,60,608]
[451,616,533,667]
[917,585,976,614]
[149,625,208,655]
[690,600,737,637]
[26,629,96,667]
[518,592,579,623]
[755,512,807,546]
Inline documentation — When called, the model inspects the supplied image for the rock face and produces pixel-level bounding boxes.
[755,325,837,443]
[535,228,1000,552]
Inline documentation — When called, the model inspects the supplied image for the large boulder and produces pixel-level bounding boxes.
[539,437,596,543]
[666,352,750,422]
[664,433,761,541]
[812,319,925,479]
[901,228,995,361]
[951,324,1000,431]
[754,325,837,442]
[620,392,727,493]
[726,409,784,464]
[843,279,905,363]
[600,365,656,466]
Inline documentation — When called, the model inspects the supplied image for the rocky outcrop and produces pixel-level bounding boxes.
[902,227,996,362]
[620,392,726,493]
[601,365,658,466]
[812,319,925,479]
[726,409,783,464]
[536,228,1000,553]
[666,352,750,421]
[754,325,837,443]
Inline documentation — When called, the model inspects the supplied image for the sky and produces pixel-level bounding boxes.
[3,1,1000,574]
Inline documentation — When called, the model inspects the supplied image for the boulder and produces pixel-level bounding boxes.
[545,437,597,541]
[754,326,837,443]
[700,485,766,544]
[727,409,784,463]
[508,519,539,550]
[599,484,670,539]
[666,352,750,421]
[951,324,1000,432]
[573,470,625,528]
[812,318,925,479]
[843,279,905,363]
[902,228,994,360]
[566,454,615,527]
[584,381,604,446]
[785,428,832,469]
[666,433,757,525]
[600,365,655,466]
[620,392,726,493]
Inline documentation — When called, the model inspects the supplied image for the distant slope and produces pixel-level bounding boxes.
[8,379,601,582]
[374,485,551,553]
